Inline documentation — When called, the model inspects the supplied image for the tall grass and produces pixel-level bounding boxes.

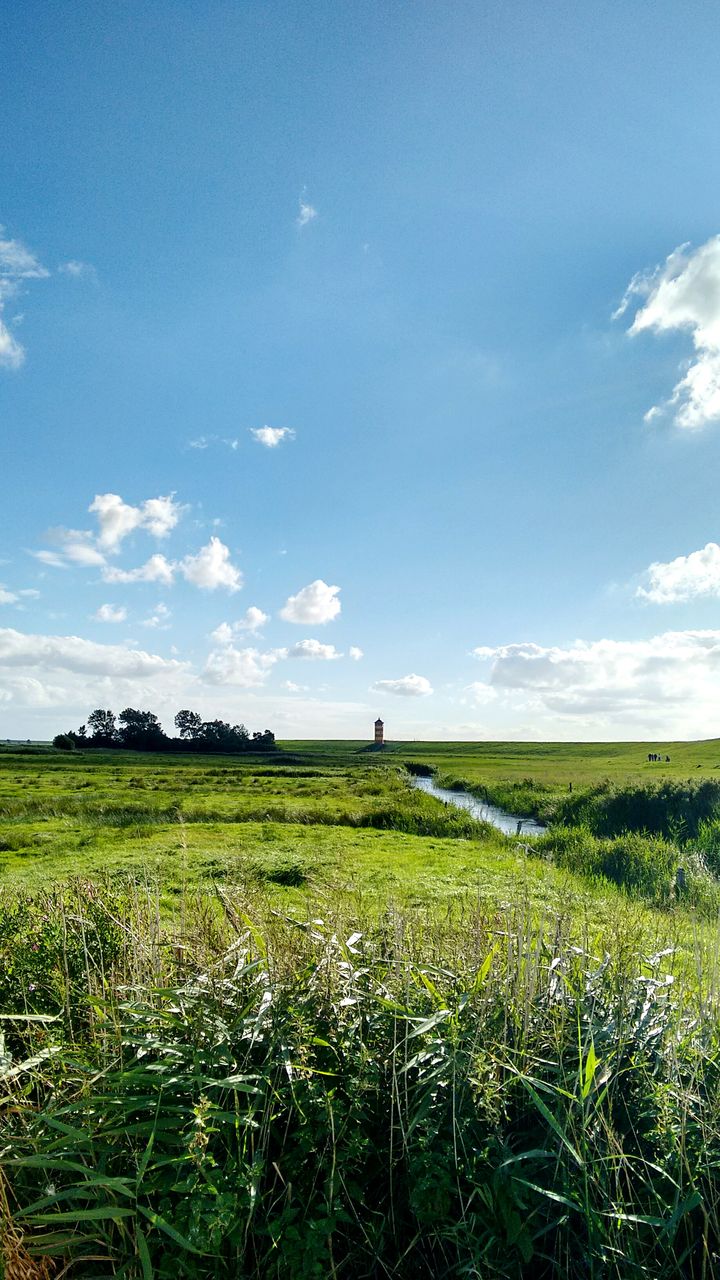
[0,788,495,841]
[3,881,720,1277]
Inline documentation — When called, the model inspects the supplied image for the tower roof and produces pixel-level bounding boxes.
[375,717,383,725]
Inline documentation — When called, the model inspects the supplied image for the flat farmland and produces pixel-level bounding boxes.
[5,741,720,1278]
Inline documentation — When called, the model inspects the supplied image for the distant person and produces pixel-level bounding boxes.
[666,755,670,763]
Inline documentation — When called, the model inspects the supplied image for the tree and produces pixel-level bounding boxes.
[198,719,234,748]
[197,720,252,751]
[118,708,167,751]
[87,709,117,747]
[53,733,76,750]
[174,709,203,740]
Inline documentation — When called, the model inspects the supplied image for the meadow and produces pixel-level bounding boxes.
[4,739,720,1277]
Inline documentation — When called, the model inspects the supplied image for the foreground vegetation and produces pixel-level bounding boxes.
[3,879,720,1279]
[4,738,720,1275]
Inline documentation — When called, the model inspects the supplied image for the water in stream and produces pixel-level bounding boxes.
[412,775,547,837]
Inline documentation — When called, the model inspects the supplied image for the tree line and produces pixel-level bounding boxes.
[53,708,276,754]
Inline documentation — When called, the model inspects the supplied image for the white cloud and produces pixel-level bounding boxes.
[637,542,720,603]
[0,228,49,370]
[371,674,433,697]
[48,529,107,568]
[297,198,317,229]
[239,605,268,632]
[471,630,720,721]
[141,602,171,629]
[89,493,182,551]
[180,537,242,593]
[281,680,308,693]
[89,494,143,551]
[93,603,127,623]
[250,426,296,448]
[0,627,192,732]
[280,579,341,625]
[204,644,283,687]
[103,554,175,586]
[348,646,364,661]
[0,627,185,679]
[288,639,342,660]
[32,550,66,569]
[101,540,241,594]
[0,586,19,605]
[210,607,268,645]
[34,495,184,571]
[210,621,233,646]
[0,234,48,280]
[0,319,24,369]
[618,236,720,430]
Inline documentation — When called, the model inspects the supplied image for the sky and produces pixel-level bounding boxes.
[4,0,720,741]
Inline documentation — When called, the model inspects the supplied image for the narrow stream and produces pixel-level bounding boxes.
[411,775,547,837]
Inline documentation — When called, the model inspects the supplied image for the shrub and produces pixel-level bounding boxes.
[538,825,678,899]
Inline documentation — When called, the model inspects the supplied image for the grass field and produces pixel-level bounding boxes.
[286,735,720,783]
[4,739,720,1277]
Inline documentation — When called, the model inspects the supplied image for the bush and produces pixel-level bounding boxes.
[555,779,720,840]
[538,824,678,899]
[52,733,76,750]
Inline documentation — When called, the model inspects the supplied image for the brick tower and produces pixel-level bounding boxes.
[374,717,384,745]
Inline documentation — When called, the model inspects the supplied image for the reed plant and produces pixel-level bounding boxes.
[3,880,720,1277]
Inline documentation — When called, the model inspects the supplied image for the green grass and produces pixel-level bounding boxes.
[3,879,720,1278]
[283,735,720,785]
[5,740,720,1275]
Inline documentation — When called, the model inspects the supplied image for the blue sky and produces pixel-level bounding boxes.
[4,0,720,740]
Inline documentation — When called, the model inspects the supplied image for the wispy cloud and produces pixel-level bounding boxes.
[296,195,317,229]
[141,603,171,629]
[58,259,97,281]
[0,226,49,369]
[37,529,106,568]
[617,235,720,430]
[371,674,433,697]
[187,435,240,452]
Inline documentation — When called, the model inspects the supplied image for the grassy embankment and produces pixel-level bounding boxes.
[4,741,720,1276]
